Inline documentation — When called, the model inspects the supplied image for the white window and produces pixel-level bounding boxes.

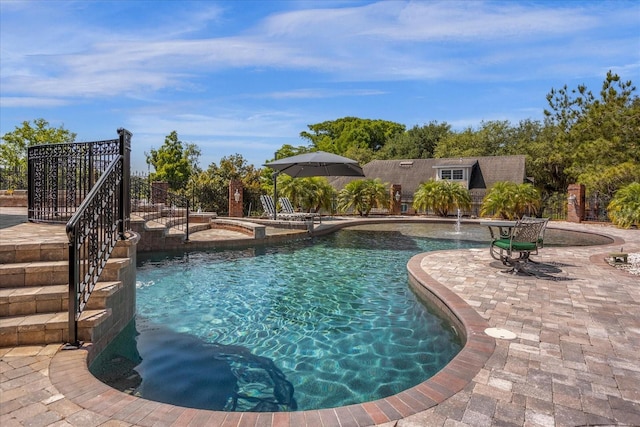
[440,169,464,180]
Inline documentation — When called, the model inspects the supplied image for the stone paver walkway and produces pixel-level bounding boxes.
[399,222,640,427]
[1,216,639,426]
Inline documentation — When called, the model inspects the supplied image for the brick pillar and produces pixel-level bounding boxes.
[151,181,169,205]
[567,184,585,223]
[390,184,402,215]
[229,180,243,217]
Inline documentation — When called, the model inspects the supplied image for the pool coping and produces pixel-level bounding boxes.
[48,253,495,427]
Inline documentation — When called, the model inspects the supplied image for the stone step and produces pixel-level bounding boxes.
[0,239,135,263]
[177,223,211,234]
[130,212,210,242]
[143,217,187,231]
[131,210,188,224]
[0,241,68,263]
[0,258,131,288]
[0,308,110,346]
[131,211,163,222]
[143,220,168,231]
[166,227,187,236]
[165,216,187,228]
[0,281,122,317]
[0,226,138,347]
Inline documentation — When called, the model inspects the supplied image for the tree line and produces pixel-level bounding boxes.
[290,71,639,202]
[2,71,638,225]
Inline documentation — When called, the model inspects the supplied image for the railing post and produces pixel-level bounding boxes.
[185,200,190,241]
[66,231,79,348]
[272,172,278,220]
[118,128,132,239]
[28,149,34,221]
[88,142,94,195]
[52,161,59,220]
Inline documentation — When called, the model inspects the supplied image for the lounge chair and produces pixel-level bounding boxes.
[260,195,300,221]
[279,197,321,223]
[260,195,282,220]
[489,217,548,274]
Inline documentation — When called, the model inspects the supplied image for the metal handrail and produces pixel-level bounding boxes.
[130,178,190,241]
[64,128,131,348]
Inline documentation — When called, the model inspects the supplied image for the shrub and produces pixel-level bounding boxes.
[608,182,640,228]
[480,182,540,219]
[413,179,471,217]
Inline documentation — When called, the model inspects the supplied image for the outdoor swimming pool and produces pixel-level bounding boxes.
[90,222,612,412]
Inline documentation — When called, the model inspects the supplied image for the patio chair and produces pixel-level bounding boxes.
[260,195,283,219]
[279,197,321,223]
[260,195,301,221]
[490,217,548,274]
[523,216,550,251]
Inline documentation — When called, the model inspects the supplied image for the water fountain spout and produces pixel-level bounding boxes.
[454,209,462,233]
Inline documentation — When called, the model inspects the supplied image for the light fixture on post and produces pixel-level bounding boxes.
[234,188,241,203]
[395,191,401,202]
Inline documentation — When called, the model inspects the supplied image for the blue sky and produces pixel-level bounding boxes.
[1,0,639,172]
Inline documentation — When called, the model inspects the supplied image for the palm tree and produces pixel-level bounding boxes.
[337,178,389,216]
[413,179,471,217]
[513,183,541,217]
[481,182,517,219]
[277,176,336,213]
[608,182,640,228]
[306,177,337,213]
[480,181,540,219]
[277,175,314,211]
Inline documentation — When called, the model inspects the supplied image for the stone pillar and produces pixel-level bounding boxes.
[390,184,402,215]
[229,180,243,217]
[151,181,169,205]
[567,184,585,223]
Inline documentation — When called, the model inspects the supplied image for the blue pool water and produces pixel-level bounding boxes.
[93,223,488,411]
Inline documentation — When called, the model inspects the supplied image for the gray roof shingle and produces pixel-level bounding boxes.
[329,155,526,197]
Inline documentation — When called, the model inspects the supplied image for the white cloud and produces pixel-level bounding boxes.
[126,109,303,140]
[1,0,638,164]
[372,2,595,41]
[257,1,597,45]
[0,96,70,108]
[251,88,386,100]
[3,0,635,105]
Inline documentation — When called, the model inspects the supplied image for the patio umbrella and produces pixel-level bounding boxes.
[264,151,365,178]
[263,151,365,219]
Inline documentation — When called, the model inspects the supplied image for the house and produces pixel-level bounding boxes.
[329,155,526,215]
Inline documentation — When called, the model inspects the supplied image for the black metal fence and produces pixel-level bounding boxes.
[465,191,611,222]
[539,191,612,222]
[28,136,128,223]
[584,192,612,222]
[540,192,568,221]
